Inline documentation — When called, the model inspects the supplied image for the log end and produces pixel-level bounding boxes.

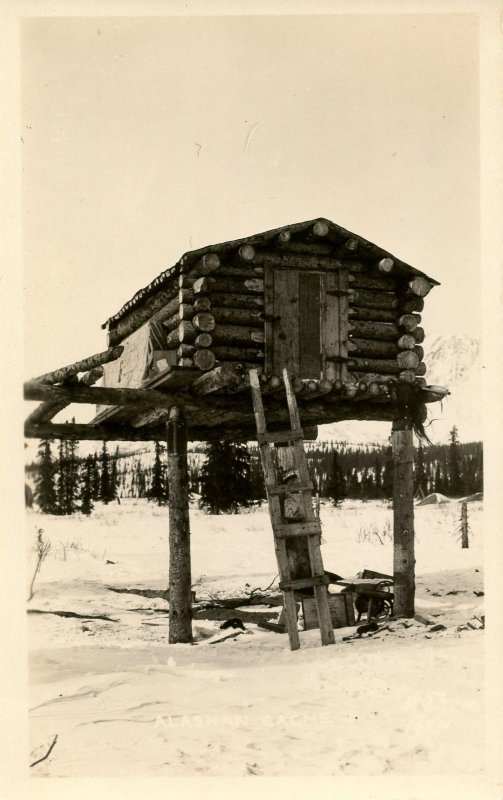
[378,257,394,273]
[239,244,256,262]
[313,220,329,237]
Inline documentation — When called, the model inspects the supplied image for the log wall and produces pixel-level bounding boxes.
[104,223,433,396]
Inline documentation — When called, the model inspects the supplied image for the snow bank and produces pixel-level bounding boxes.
[26,499,484,777]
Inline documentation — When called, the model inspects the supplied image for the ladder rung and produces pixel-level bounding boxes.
[280,575,329,591]
[275,520,321,538]
[267,481,314,496]
[257,429,304,445]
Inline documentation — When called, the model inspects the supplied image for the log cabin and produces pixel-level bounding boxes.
[85,216,444,442]
[24,217,449,646]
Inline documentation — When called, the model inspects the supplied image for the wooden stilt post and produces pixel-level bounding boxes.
[166,407,192,644]
[392,418,415,617]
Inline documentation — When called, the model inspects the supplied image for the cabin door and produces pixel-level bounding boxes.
[265,267,321,379]
[264,266,349,381]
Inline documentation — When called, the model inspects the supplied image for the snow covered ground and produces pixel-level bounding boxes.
[25,499,485,779]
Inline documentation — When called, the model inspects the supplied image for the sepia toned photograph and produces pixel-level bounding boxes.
[9,3,500,793]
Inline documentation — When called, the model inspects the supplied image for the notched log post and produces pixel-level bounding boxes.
[167,407,192,644]
[392,418,415,617]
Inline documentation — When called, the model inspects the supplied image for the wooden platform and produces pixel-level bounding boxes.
[84,363,405,442]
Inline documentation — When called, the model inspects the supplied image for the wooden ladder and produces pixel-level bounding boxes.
[249,368,335,651]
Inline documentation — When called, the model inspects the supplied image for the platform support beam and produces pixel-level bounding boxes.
[392,418,415,617]
[167,407,193,643]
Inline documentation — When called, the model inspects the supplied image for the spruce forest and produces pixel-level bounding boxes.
[27,427,482,515]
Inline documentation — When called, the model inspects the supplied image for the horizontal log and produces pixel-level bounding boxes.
[165,320,196,347]
[107,290,171,345]
[164,304,195,330]
[399,296,424,314]
[348,306,397,323]
[413,327,425,343]
[185,253,220,278]
[348,320,399,341]
[195,332,213,348]
[24,421,164,442]
[407,276,433,297]
[278,241,332,255]
[193,276,264,295]
[193,313,216,332]
[209,292,264,309]
[193,349,216,371]
[348,357,400,374]
[214,264,264,278]
[212,325,265,346]
[377,257,394,274]
[191,404,399,441]
[396,350,420,370]
[33,346,124,385]
[213,346,265,361]
[348,337,398,358]
[349,288,398,310]
[213,307,265,326]
[193,296,211,312]
[398,370,417,383]
[26,366,104,425]
[397,313,421,332]
[313,220,329,237]
[191,365,243,395]
[24,381,191,412]
[348,273,397,292]
[107,288,194,346]
[253,251,344,271]
[397,334,416,350]
[239,244,256,262]
[349,371,397,385]
[177,344,195,358]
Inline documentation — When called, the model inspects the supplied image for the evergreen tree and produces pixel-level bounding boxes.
[448,426,463,496]
[374,454,383,499]
[360,466,373,500]
[55,438,67,513]
[434,462,444,494]
[100,441,113,504]
[199,441,252,513]
[249,450,266,501]
[110,450,119,502]
[414,444,427,497]
[91,454,101,501]
[80,455,94,515]
[347,467,360,499]
[326,451,346,506]
[34,438,58,514]
[65,433,80,514]
[54,433,80,514]
[148,442,167,505]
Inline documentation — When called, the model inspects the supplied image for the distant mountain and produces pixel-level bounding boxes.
[320,333,481,445]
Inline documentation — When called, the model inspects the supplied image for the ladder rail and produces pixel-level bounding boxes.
[249,368,335,650]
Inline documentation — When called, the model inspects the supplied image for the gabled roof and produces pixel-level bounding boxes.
[102,217,439,329]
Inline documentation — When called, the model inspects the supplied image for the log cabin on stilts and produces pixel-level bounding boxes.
[24,218,449,650]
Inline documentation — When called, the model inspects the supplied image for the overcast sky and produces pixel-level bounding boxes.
[22,13,479,381]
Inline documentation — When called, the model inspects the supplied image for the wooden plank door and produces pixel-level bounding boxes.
[265,267,322,379]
